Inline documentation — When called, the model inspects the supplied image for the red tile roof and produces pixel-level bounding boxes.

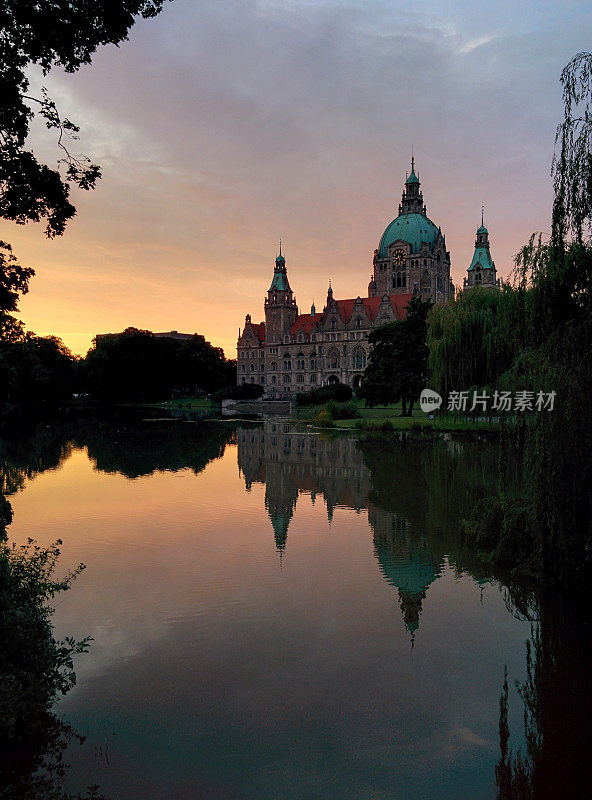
[289,294,412,335]
[290,312,323,336]
[337,294,412,324]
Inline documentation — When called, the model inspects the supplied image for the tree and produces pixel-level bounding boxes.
[84,328,236,402]
[0,1,168,237]
[359,294,432,415]
[427,285,521,407]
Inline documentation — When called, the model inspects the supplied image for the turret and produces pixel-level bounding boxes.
[400,156,427,215]
[463,209,500,291]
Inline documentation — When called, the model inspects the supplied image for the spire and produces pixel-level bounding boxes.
[406,151,420,185]
[311,299,316,315]
[275,240,285,268]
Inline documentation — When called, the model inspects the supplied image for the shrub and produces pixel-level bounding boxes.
[296,383,353,406]
[314,410,336,428]
[211,384,264,401]
[325,401,361,419]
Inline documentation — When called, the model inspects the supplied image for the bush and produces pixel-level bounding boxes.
[296,383,353,406]
[211,384,264,401]
[325,401,361,419]
[313,409,336,428]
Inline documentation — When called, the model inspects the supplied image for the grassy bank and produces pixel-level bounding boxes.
[143,397,218,410]
[294,399,498,433]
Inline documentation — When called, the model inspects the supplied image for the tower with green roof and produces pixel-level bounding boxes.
[463,212,500,291]
[264,243,299,343]
[372,157,454,303]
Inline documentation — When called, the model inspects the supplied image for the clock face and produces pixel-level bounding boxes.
[393,248,406,267]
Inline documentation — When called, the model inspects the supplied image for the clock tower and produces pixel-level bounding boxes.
[372,158,452,302]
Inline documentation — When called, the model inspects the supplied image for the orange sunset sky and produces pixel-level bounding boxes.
[4,0,589,358]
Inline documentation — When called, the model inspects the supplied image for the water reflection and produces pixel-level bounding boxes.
[236,421,496,640]
[0,414,588,799]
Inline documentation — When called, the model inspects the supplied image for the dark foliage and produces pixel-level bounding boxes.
[84,328,235,402]
[0,335,80,413]
[359,294,431,414]
[296,383,352,406]
[211,383,265,401]
[0,0,168,236]
[0,241,35,315]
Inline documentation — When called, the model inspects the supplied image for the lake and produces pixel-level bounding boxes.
[3,412,579,799]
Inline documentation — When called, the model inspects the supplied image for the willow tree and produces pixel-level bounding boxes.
[427,285,521,406]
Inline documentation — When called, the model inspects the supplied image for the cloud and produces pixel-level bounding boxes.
[8,0,591,354]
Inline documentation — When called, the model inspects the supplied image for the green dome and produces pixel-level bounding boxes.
[378,212,440,257]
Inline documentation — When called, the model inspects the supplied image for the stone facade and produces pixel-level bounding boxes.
[237,161,455,397]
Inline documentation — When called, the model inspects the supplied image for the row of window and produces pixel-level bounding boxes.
[266,350,367,371]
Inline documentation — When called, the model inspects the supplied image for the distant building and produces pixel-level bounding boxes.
[95,328,198,344]
[463,214,500,291]
[237,159,456,396]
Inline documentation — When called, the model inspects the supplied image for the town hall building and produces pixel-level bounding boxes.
[237,160,496,396]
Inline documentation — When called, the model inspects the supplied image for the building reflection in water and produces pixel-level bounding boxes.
[237,421,447,639]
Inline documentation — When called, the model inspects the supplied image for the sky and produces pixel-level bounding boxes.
[5,0,591,357]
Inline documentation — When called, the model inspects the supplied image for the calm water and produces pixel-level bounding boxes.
[1,415,557,798]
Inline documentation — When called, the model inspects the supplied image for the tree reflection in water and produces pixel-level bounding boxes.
[496,587,591,800]
[0,411,235,799]
[1,414,589,797]
[236,421,591,798]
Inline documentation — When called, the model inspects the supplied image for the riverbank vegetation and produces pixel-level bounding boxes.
[429,52,592,587]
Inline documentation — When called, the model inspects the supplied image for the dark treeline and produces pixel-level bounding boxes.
[427,53,592,586]
[84,328,236,402]
[0,322,236,414]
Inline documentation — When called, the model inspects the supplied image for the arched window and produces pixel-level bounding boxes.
[270,361,277,371]
[352,348,367,369]
[328,348,340,369]
[355,316,362,329]
[283,374,291,384]
[284,358,292,370]
[297,332,303,343]
[330,318,337,331]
